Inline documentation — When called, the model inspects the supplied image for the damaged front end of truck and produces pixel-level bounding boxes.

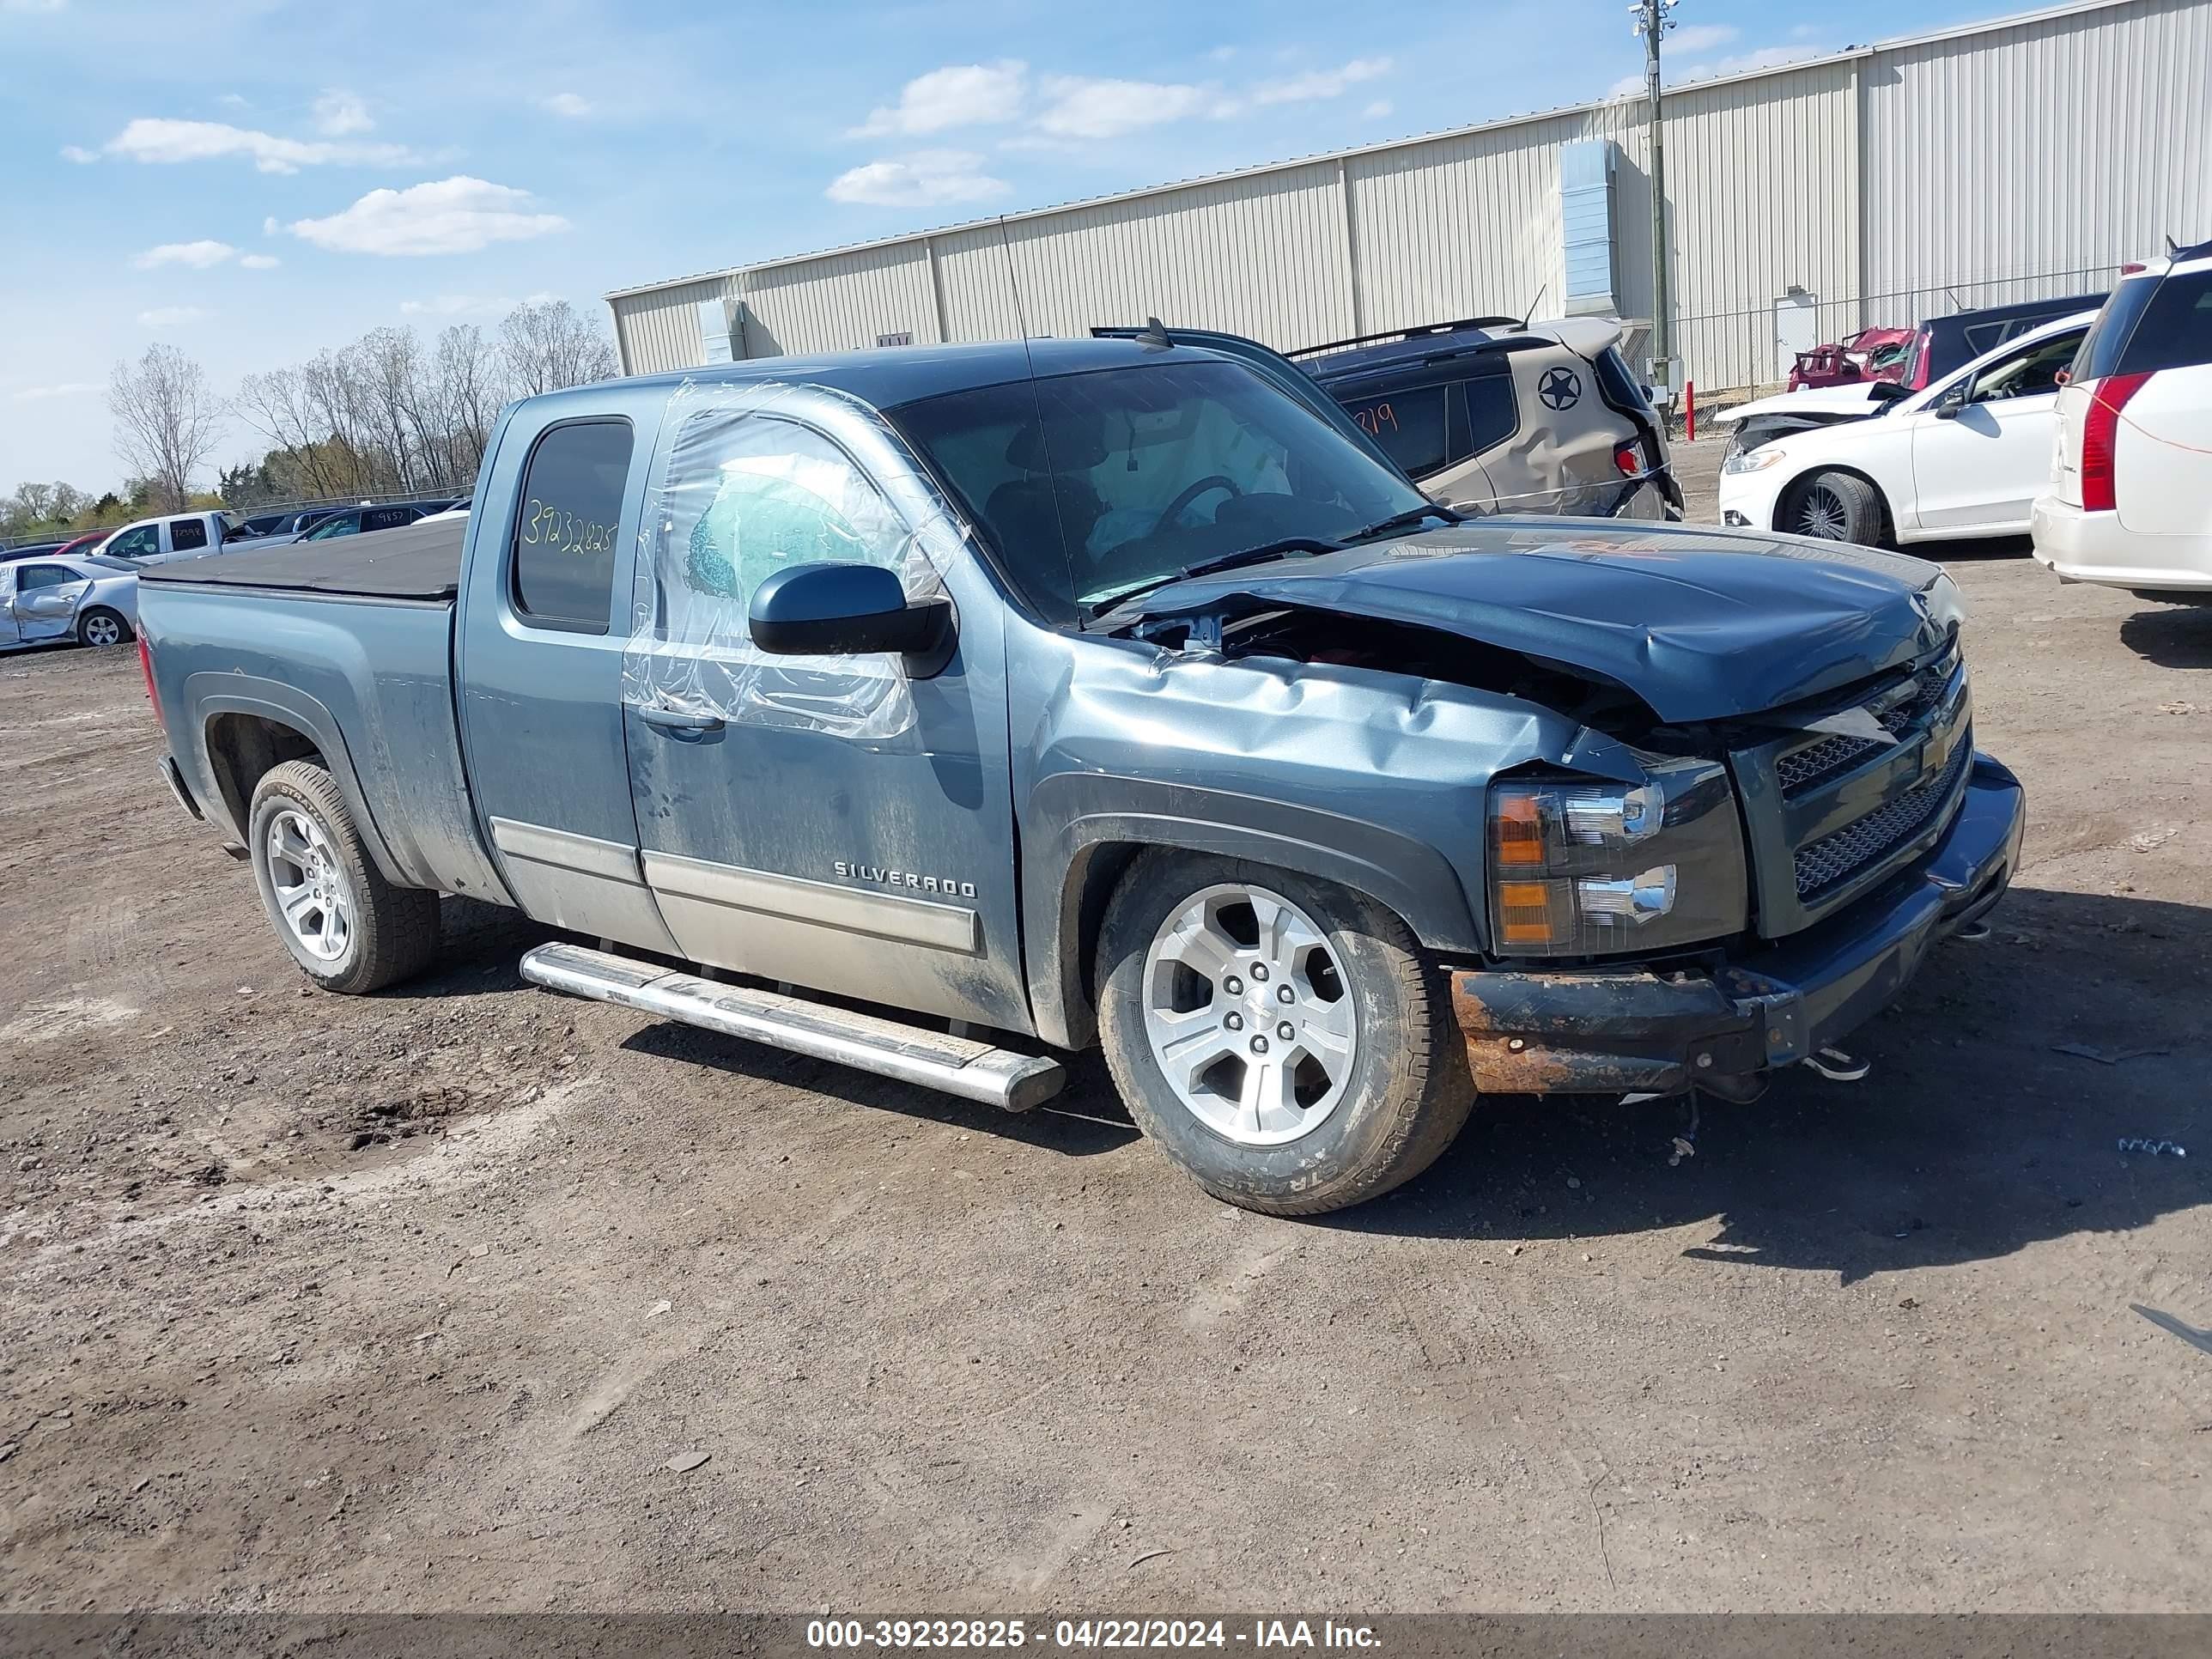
[1024,520,2025,1102]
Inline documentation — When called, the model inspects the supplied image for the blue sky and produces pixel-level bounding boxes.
[3,0,2013,492]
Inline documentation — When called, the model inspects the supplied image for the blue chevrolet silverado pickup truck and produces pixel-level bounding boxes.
[137,327,2025,1215]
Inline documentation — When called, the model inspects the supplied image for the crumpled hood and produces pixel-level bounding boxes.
[1712,383,1893,426]
[1126,520,1960,725]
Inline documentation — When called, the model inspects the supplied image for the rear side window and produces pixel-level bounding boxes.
[365,507,415,532]
[1461,376,1520,453]
[2072,278,2160,381]
[1340,387,1449,477]
[18,562,75,591]
[2115,271,2212,376]
[169,518,208,551]
[512,419,633,633]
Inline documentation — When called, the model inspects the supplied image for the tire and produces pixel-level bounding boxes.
[1095,850,1474,1216]
[246,760,440,994]
[76,607,131,647]
[1784,471,1886,544]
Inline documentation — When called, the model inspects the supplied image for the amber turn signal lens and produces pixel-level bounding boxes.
[1497,879,1560,945]
[1493,792,1547,866]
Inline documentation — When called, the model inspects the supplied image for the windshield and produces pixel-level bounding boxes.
[889,358,1428,623]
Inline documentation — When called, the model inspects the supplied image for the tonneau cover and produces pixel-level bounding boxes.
[139,516,463,600]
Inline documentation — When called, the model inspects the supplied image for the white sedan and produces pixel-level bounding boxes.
[1717,310,2099,545]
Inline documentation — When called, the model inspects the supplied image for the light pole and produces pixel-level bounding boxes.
[1632,0,1675,397]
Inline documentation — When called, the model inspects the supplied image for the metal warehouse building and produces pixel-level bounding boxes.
[606,0,2210,395]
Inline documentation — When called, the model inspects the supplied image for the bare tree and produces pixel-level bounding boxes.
[429,324,507,484]
[500,300,619,397]
[108,345,222,511]
[234,364,349,500]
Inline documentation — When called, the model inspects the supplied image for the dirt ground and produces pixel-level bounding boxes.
[4,458,2210,1613]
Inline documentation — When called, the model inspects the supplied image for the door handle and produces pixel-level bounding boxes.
[638,705,726,736]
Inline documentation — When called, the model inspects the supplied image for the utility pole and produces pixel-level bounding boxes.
[1632,0,1675,397]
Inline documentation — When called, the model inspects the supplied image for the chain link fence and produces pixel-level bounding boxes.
[1671,261,2124,409]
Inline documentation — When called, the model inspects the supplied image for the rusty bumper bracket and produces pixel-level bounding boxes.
[1451,969,1770,1099]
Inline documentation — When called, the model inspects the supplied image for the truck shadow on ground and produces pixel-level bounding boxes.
[1330,884,2211,1281]
[2119,603,2212,672]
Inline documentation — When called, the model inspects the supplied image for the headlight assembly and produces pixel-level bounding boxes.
[1487,758,1748,957]
[1721,445,1787,475]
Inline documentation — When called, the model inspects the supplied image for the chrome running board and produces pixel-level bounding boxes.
[520,942,1065,1113]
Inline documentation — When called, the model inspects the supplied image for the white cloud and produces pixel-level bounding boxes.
[1668,23,1740,52]
[3,0,68,12]
[312,88,373,136]
[1249,56,1390,106]
[400,293,520,318]
[826,149,1009,207]
[1607,73,1647,98]
[59,143,98,163]
[240,253,281,269]
[542,91,592,118]
[1362,99,1394,119]
[1675,44,1821,82]
[133,239,238,270]
[263,215,280,235]
[217,92,248,108]
[103,117,413,173]
[287,176,569,256]
[851,60,1026,137]
[11,381,97,401]
[1033,76,1227,140]
[138,306,210,327]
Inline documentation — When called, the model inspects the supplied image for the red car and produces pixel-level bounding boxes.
[1786,325,1915,391]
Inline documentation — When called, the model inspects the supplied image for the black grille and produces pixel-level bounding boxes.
[1793,736,1972,899]
[1777,732,1884,797]
[1775,655,1960,801]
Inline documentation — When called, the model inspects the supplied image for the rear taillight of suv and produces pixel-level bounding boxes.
[2081,371,2153,513]
[138,634,161,724]
[1612,442,1642,477]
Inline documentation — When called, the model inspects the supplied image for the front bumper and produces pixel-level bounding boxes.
[1713,464,1789,534]
[1449,753,2025,1099]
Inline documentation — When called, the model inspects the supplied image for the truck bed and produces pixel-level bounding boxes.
[139,516,463,600]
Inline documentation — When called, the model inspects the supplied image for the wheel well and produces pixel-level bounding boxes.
[204,714,324,835]
[1054,840,1143,1049]
[1777,465,1896,546]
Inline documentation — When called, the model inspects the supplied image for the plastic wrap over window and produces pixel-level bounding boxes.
[620,380,962,741]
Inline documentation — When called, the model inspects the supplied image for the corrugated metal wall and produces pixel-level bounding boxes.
[1863,0,2212,324]
[610,0,2212,394]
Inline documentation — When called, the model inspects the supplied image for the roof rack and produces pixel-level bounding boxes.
[1287,316,1526,359]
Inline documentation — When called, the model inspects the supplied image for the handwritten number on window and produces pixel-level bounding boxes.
[520,496,614,558]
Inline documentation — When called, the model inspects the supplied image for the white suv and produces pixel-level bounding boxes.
[2033,242,2212,598]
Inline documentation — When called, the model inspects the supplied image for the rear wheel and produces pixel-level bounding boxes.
[1096,851,1474,1215]
[1785,471,1885,544]
[76,607,131,647]
[247,760,440,994]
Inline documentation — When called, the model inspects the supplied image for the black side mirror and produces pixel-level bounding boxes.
[748,561,953,668]
[1932,382,1969,419]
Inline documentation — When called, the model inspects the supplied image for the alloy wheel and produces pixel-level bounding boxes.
[1139,883,1358,1146]
[266,807,354,963]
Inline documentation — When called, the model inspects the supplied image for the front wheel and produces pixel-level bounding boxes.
[246,760,440,994]
[1096,851,1474,1215]
[1785,471,1886,544]
[76,607,131,647]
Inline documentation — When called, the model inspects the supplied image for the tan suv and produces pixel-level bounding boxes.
[1291,316,1680,520]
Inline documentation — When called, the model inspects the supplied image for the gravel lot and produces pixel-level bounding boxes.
[4,458,2209,1612]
